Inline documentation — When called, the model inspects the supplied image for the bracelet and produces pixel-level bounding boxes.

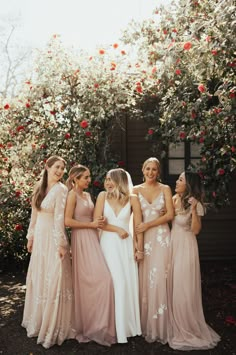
[137,250,144,254]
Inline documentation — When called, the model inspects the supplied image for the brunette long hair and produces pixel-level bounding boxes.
[32,156,66,210]
[181,171,204,210]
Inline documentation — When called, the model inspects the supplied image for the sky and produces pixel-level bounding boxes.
[1,0,169,52]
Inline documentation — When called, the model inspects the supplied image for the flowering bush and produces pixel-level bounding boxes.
[0,36,136,269]
[122,0,236,208]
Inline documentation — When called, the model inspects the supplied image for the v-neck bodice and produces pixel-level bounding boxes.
[138,191,165,222]
[104,199,131,230]
[73,192,94,222]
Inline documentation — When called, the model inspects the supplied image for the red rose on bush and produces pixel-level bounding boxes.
[80,120,88,129]
[15,190,22,197]
[117,161,125,167]
[179,131,186,139]
[148,129,154,135]
[136,83,143,93]
[175,69,181,75]
[15,224,23,231]
[191,110,197,119]
[218,168,225,176]
[4,104,10,109]
[17,126,24,132]
[64,133,71,139]
[225,316,236,325]
[85,131,92,137]
[183,42,192,50]
[198,84,206,93]
[93,180,101,187]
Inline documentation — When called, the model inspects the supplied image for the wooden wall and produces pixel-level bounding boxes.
[111,117,236,261]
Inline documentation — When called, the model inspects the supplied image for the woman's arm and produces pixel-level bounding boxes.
[131,194,144,261]
[136,185,174,233]
[26,205,38,253]
[94,192,129,239]
[189,198,202,235]
[65,190,104,229]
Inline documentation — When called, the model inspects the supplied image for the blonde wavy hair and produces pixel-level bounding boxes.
[106,168,130,204]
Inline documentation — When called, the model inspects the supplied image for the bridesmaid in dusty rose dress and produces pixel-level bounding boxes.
[22,156,75,349]
[133,157,174,343]
[167,171,220,350]
[65,165,116,346]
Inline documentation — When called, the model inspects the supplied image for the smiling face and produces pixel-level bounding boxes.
[104,173,115,192]
[175,172,186,195]
[47,160,65,183]
[76,169,91,190]
[142,161,159,183]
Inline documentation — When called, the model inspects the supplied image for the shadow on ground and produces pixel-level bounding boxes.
[0,261,235,355]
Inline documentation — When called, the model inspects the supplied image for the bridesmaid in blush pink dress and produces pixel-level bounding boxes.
[167,171,220,350]
[133,157,174,344]
[65,165,116,346]
[22,156,75,349]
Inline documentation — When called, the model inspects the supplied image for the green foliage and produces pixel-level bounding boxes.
[0,37,133,269]
[123,0,236,208]
[0,1,235,269]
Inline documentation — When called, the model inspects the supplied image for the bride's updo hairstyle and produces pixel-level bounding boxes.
[66,164,88,191]
[106,168,130,204]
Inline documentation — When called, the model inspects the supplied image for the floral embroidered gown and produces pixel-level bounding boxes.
[22,182,75,349]
[138,191,171,343]
[71,192,116,346]
[167,203,221,350]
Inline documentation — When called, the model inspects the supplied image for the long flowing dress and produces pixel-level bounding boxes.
[22,182,75,349]
[71,192,116,346]
[100,199,141,343]
[167,203,221,350]
[138,191,171,343]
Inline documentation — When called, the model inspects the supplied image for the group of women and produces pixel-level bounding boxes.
[21,155,221,350]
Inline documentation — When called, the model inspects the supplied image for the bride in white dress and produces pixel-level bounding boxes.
[94,168,143,343]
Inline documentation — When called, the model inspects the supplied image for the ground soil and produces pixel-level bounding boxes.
[0,261,235,355]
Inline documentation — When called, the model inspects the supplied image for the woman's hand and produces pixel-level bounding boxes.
[159,208,166,216]
[27,240,33,253]
[136,222,148,233]
[188,197,198,211]
[117,227,129,239]
[134,249,144,262]
[58,246,67,260]
[91,216,106,228]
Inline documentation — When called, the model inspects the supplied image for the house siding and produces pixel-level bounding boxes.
[111,117,236,260]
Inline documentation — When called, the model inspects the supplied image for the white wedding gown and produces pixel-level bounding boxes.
[100,199,141,343]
